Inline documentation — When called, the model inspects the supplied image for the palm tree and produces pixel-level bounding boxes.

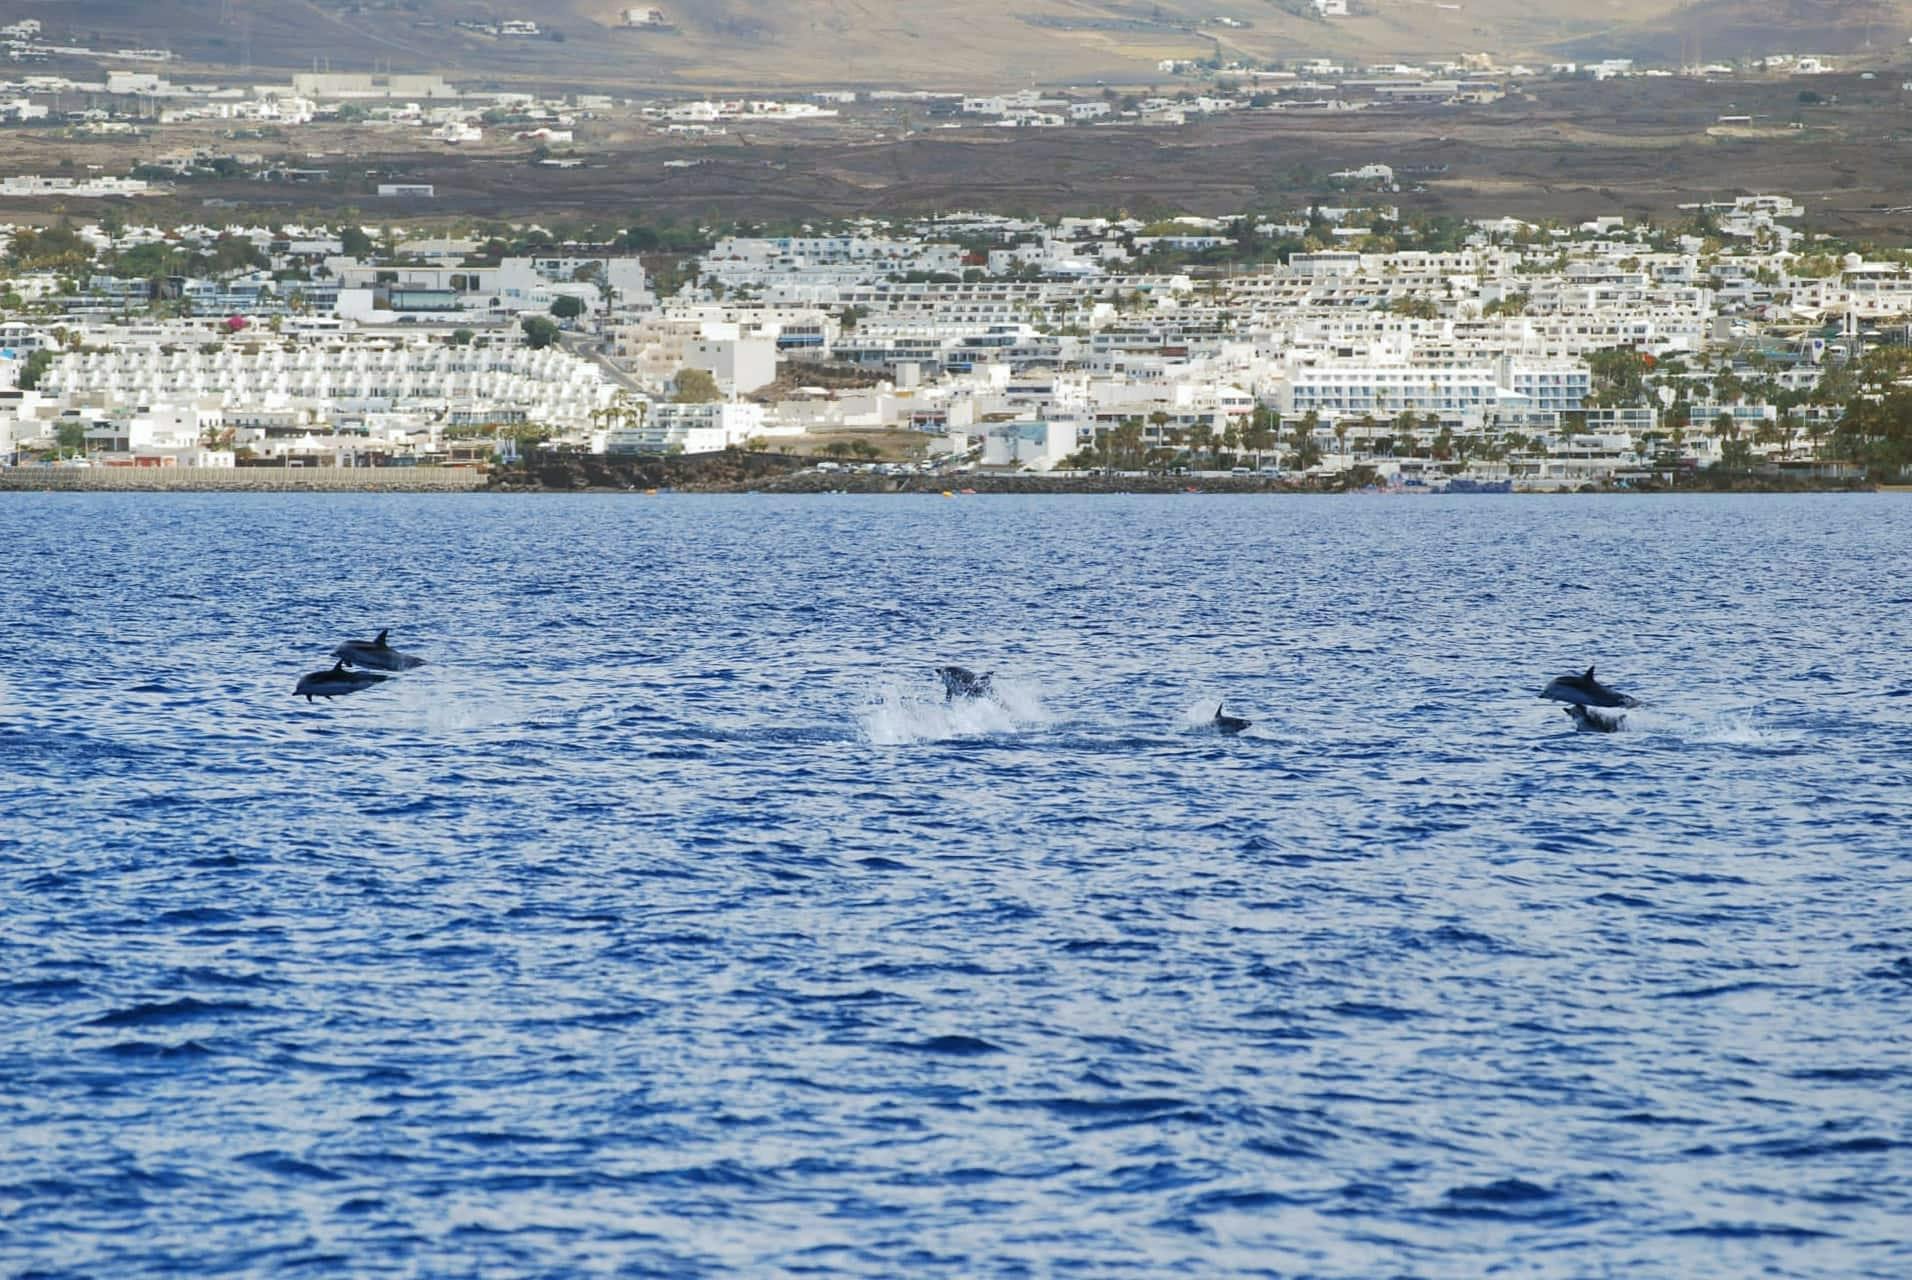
[1190,423,1216,466]
[1395,410,1419,458]
[1805,416,1828,460]
[1753,416,1783,459]
[1288,417,1323,470]
[1243,408,1278,466]
[1776,412,1802,461]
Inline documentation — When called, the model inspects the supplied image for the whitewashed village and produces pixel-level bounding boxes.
[2,189,1909,489]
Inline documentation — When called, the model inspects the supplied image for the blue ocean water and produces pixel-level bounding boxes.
[1,491,1908,1278]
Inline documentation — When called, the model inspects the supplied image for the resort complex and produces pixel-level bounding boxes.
[2,192,1908,487]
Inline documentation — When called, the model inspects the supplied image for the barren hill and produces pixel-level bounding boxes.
[26,0,1912,89]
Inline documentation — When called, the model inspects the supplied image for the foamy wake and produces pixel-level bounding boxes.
[858,678,1052,745]
[1675,711,1779,746]
[1573,706,1777,745]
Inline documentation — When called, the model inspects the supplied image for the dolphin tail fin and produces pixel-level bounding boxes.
[374,629,390,647]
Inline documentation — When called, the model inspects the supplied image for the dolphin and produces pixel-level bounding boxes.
[1565,704,1627,734]
[1541,665,1639,709]
[295,661,390,703]
[1211,703,1252,735]
[936,665,993,701]
[333,629,426,672]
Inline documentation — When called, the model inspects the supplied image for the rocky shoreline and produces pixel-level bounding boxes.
[488,452,1879,496]
[3,453,1877,496]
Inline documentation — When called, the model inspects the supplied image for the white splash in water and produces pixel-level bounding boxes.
[1180,697,1257,734]
[381,674,530,735]
[1180,698,1223,729]
[1588,706,1777,745]
[858,678,1051,745]
[1681,711,1779,746]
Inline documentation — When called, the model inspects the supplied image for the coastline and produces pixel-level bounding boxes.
[0,465,485,493]
[1,453,1880,496]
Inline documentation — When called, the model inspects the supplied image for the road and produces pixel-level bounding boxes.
[559,330,644,394]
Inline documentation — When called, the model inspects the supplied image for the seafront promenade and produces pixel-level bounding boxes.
[0,466,485,493]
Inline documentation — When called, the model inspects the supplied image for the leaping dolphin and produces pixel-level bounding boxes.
[1565,705,1627,734]
[295,661,390,703]
[1541,666,1639,709]
[1211,703,1252,735]
[333,629,426,672]
[936,665,993,701]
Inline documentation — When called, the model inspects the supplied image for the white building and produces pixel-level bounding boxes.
[983,420,1078,471]
[606,401,765,454]
[683,325,779,395]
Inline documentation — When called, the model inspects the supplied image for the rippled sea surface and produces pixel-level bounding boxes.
[2,492,1909,1278]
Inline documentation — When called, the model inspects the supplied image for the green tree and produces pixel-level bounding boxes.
[1832,347,1912,477]
[520,315,561,349]
[204,235,265,277]
[1241,408,1277,465]
[449,328,475,347]
[672,367,721,403]
[1148,409,1172,451]
[17,349,54,390]
[1189,423,1216,465]
[1110,417,1146,470]
[8,225,91,272]
[340,225,374,258]
[1586,347,1653,408]
[1287,415,1323,470]
[549,294,585,320]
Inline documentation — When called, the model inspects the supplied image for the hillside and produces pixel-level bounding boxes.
[25,0,1912,89]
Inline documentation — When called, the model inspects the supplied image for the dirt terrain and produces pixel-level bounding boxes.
[16,73,1912,241]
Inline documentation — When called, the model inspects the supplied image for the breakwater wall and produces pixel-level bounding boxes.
[0,466,485,492]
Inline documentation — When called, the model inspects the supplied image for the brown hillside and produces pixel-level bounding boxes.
[27,0,1912,88]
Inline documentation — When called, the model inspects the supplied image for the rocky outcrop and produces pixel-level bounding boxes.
[492,449,809,491]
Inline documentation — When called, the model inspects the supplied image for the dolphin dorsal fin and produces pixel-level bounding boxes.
[1215,702,1225,719]
[1585,665,1595,681]
[332,660,345,673]
[374,629,389,647]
